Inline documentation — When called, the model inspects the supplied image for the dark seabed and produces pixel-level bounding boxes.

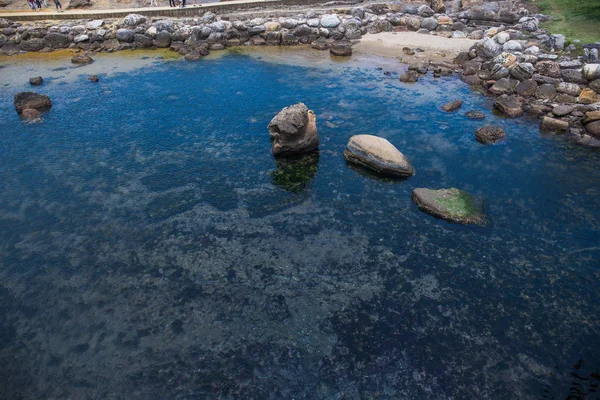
[0,48,599,400]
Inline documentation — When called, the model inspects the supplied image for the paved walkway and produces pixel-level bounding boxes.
[0,0,297,20]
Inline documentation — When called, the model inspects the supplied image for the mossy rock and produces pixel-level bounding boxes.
[411,188,485,225]
[270,152,319,193]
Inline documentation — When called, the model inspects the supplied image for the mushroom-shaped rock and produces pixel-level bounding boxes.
[71,54,93,64]
[14,92,52,115]
[475,126,506,144]
[412,188,485,225]
[29,76,43,86]
[442,99,463,112]
[343,134,414,177]
[268,103,319,156]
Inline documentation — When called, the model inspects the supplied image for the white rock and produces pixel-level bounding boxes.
[503,40,523,51]
[524,45,539,55]
[320,14,341,28]
[495,32,510,44]
[86,20,104,30]
[307,18,320,27]
[73,34,89,43]
[123,14,146,26]
[583,64,600,80]
[145,26,157,38]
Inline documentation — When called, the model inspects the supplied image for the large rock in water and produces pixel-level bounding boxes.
[475,126,506,143]
[268,103,319,156]
[412,188,485,225]
[343,134,414,177]
[14,92,52,115]
[493,95,523,117]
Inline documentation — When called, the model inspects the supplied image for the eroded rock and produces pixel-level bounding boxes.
[344,134,414,177]
[268,103,319,156]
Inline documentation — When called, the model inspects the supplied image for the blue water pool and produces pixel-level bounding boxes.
[0,48,599,399]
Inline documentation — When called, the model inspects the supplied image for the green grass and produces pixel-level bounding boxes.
[530,0,600,43]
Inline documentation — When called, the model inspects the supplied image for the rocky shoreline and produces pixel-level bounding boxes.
[1,0,600,147]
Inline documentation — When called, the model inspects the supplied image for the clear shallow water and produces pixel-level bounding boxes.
[0,49,599,400]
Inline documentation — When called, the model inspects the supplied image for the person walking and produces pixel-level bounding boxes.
[150,0,157,6]
[27,0,36,11]
[180,0,185,8]
[168,0,175,7]
[53,0,63,12]
[34,0,42,9]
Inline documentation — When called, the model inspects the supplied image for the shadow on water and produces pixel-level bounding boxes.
[270,151,320,193]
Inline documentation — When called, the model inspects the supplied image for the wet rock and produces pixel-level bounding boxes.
[42,33,69,49]
[329,43,351,56]
[475,125,506,143]
[29,76,42,86]
[18,38,45,52]
[134,34,153,48]
[21,108,42,119]
[515,79,537,97]
[578,88,599,104]
[465,111,485,119]
[494,95,523,117]
[123,14,146,27]
[71,54,93,64]
[461,74,481,86]
[268,102,319,156]
[583,64,600,80]
[442,99,463,112]
[541,116,569,132]
[14,92,52,114]
[400,70,419,83]
[534,83,557,100]
[412,188,485,225]
[88,75,99,82]
[343,134,414,177]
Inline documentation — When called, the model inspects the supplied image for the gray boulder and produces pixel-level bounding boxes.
[583,64,600,80]
[476,37,501,59]
[116,28,135,43]
[268,103,319,156]
[421,17,438,31]
[123,14,146,26]
[154,31,171,48]
[510,62,534,81]
[320,14,341,28]
[418,4,434,17]
[344,134,414,177]
[29,76,43,85]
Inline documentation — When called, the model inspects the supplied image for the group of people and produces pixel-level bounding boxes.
[27,0,63,12]
[149,0,186,7]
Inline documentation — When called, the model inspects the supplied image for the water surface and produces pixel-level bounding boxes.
[0,48,599,400]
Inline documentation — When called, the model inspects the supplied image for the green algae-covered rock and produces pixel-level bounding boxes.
[411,188,485,225]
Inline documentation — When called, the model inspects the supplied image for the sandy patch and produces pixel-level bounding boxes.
[355,32,476,63]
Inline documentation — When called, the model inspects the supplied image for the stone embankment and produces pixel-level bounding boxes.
[1,0,599,146]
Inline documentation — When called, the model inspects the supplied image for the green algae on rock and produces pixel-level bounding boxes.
[412,188,485,225]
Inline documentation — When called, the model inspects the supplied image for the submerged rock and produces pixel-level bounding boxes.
[88,75,99,82]
[14,92,52,115]
[29,76,43,86]
[475,126,506,144]
[465,111,485,119]
[268,102,319,156]
[343,134,414,177]
[330,43,352,56]
[412,188,485,225]
[71,54,93,64]
[400,70,419,83]
[442,99,463,112]
[270,152,319,193]
[21,108,42,119]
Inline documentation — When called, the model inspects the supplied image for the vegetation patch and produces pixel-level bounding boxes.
[532,0,600,43]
